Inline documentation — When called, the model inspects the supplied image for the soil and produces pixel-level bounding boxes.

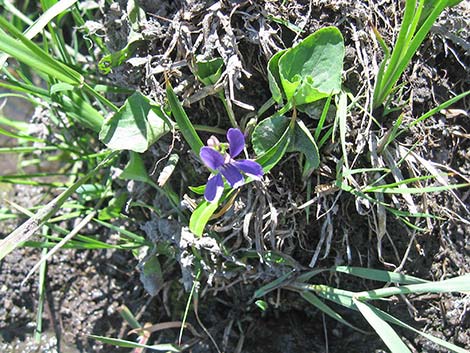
[1,1,470,353]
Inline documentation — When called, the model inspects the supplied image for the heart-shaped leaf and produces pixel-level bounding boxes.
[289,119,320,178]
[196,57,224,86]
[267,49,287,104]
[99,91,171,153]
[268,26,344,107]
[252,114,290,156]
[252,115,319,178]
[119,151,152,183]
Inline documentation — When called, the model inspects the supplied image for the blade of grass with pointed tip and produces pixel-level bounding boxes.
[331,266,428,284]
[298,281,469,353]
[166,81,203,155]
[408,90,470,129]
[301,291,368,334]
[364,184,469,194]
[254,271,294,298]
[372,305,469,353]
[353,299,412,353]
[314,94,333,141]
[356,274,470,300]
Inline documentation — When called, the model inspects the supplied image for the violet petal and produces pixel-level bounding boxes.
[204,173,224,202]
[220,163,244,188]
[200,147,225,170]
[234,159,264,179]
[227,128,245,158]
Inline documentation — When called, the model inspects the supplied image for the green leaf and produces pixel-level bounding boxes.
[119,151,152,183]
[297,283,356,309]
[267,49,287,104]
[188,184,206,195]
[266,15,303,34]
[301,281,469,353]
[278,26,344,106]
[255,300,268,311]
[50,82,75,95]
[420,0,463,26]
[58,92,105,133]
[140,254,163,296]
[88,335,180,352]
[0,16,83,85]
[353,299,412,353]
[254,271,294,298]
[189,200,219,237]
[196,58,224,86]
[301,292,367,334]
[98,193,127,220]
[288,120,319,178]
[118,305,142,330]
[166,81,204,155]
[372,305,469,353]
[331,266,428,285]
[99,92,171,153]
[98,32,143,74]
[446,0,464,6]
[75,184,107,202]
[93,218,149,245]
[0,152,119,261]
[254,116,294,173]
[356,274,470,300]
[252,115,319,177]
[373,0,448,109]
[252,115,289,156]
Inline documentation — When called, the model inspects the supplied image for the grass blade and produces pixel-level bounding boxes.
[0,151,119,261]
[93,219,150,245]
[373,305,469,353]
[22,207,99,284]
[301,291,368,334]
[353,299,412,353]
[118,305,142,330]
[254,271,294,298]
[409,90,470,128]
[165,81,203,155]
[0,17,83,85]
[336,90,348,168]
[356,274,470,300]
[331,266,428,284]
[314,93,332,141]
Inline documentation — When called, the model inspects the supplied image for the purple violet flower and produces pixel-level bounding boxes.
[200,128,264,203]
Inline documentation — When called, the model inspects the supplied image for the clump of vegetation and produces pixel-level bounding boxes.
[0,1,469,352]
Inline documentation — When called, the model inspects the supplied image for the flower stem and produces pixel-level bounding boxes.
[218,91,238,128]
